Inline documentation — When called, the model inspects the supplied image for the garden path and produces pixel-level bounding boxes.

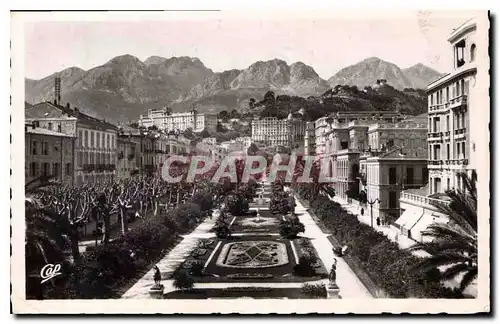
[294,199,373,299]
[121,209,221,299]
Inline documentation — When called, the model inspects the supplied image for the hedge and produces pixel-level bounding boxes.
[303,194,464,299]
[62,187,219,299]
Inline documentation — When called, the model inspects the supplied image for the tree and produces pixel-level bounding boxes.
[279,216,305,239]
[25,176,70,299]
[230,109,241,119]
[408,171,477,293]
[249,98,256,109]
[173,271,195,291]
[200,128,211,139]
[218,110,230,122]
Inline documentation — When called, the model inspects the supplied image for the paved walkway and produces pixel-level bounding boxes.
[329,196,430,258]
[294,199,372,299]
[121,210,221,299]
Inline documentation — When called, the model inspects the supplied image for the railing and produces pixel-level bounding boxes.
[450,95,468,108]
[454,128,466,135]
[428,132,442,138]
[400,192,448,206]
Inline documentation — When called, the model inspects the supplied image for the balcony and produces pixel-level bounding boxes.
[400,192,449,208]
[454,128,466,135]
[429,103,449,113]
[450,95,468,109]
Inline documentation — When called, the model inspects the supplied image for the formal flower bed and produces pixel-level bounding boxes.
[226,273,274,279]
[301,194,464,298]
[216,241,289,268]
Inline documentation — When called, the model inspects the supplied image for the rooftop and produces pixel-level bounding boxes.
[25,126,74,138]
[26,101,118,130]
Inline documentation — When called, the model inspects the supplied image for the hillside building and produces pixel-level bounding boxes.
[138,108,217,133]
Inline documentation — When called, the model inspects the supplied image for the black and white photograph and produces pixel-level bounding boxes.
[10,9,490,314]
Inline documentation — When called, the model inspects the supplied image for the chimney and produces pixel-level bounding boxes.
[54,77,61,105]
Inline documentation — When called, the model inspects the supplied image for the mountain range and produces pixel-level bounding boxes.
[25,56,441,123]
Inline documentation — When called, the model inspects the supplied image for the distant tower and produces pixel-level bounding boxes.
[54,77,61,105]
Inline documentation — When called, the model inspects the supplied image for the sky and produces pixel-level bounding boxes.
[23,10,478,80]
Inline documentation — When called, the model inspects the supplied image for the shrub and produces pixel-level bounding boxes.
[225,193,249,215]
[189,261,205,277]
[279,216,305,239]
[301,193,464,298]
[293,255,315,277]
[66,185,222,299]
[173,271,195,291]
[301,283,327,298]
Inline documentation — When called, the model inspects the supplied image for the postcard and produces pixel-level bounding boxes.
[11,9,490,314]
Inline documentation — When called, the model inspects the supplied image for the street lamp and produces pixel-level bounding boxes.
[368,198,380,228]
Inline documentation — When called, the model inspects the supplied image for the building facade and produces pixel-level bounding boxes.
[397,16,487,243]
[251,115,306,148]
[26,101,118,186]
[25,123,75,185]
[139,108,217,133]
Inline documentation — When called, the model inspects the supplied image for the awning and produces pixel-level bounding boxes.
[395,207,422,228]
[411,210,438,242]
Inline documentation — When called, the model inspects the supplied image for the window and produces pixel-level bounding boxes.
[53,163,60,179]
[42,141,49,155]
[42,163,50,176]
[29,162,37,177]
[447,178,451,190]
[456,142,461,159]
[447,144,450,160]
[389,191,397,209]
[470,44,476,62]
[97,133,100,148]
[434,178,442,194]
[57,124,62,133]
[406,167,414,185]
[78,130,83,148]
[31,141,38,155]
[462,142,466,159]
[48,122,53,130]
[446,87,449,102]
[91,132,95,147]
[429,95,434,106]
[66,163,71,176]
[434,145,441,160]
[446,115,450,131]
[389,167,397,184]
[84,130,88,148]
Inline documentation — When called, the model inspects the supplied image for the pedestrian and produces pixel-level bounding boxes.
[360,208,364,217]
[376,217,380,226]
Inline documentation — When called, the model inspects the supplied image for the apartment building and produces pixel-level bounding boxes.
[251,115,306,148]
[359,122,428,224]
[26,101,118,186]
[398,16,487,243]
[139,108,217,133]
[304,121,316,156]
[25,122,75,185]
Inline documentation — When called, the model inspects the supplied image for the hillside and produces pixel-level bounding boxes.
[328,57,440,90]
[25,55,437,123]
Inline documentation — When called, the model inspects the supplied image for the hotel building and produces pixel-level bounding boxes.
[397,17,487,242]
[251,115,306,148]
[139,108,217,133]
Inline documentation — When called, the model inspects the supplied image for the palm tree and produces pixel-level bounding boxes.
[408,171,477,293]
